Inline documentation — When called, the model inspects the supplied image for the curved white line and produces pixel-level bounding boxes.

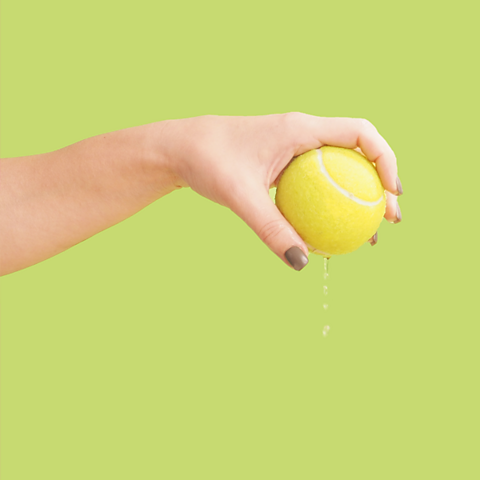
[316,149,384,207]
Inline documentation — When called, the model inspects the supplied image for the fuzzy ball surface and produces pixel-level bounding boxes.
[275,146,386,256]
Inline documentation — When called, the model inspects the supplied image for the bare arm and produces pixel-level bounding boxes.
[0,114,401,276]
[0,122,181,275]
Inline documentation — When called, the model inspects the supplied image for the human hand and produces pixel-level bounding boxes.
[158,113,402,270]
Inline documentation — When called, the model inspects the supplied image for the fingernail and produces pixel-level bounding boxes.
[396,176,403,196]
[393,202,402,224]
[285,246,309,271]
[369,232,378,246]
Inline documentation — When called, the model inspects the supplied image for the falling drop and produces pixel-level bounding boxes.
[321,257,331,337]
[322,258,329,311]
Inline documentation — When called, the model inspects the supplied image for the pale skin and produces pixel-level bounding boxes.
[0,113,402,276]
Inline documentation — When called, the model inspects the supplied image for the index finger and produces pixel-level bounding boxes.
[292,114,401,196]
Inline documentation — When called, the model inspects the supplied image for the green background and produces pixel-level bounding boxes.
[1,0,479,479]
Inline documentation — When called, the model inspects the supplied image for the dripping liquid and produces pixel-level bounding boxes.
[323,257,330,336]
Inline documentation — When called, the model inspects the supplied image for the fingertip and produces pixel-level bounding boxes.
[385,175,403,197]
[376,163,398,196]
[393,202,402,223]
[396,176,404,196]
[384,191,397,222]
[284,246,309,271]
[384,192,402,224]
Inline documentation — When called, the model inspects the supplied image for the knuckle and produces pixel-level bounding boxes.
[358,118,377,132]
[258,218,290,246]
[281,112,307,146]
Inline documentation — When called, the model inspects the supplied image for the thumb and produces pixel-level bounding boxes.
[229,183,309,271]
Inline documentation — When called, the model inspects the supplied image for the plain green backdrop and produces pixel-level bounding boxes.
[1,0,479,479]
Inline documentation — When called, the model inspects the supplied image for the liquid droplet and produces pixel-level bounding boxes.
[323,325,330,337]
[323,286,328,295]
[323,257,329,280]
[323,304,328,310]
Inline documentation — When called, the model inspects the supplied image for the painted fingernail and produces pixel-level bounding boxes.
[285,246,308,271]
[396,176,403,196]
[369,232,378,246]
[393,202,402,224]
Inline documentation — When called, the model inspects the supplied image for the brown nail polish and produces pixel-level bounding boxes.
[285,246,308,271]
[396,176,404,196]
[370,232,378,246]
[394,203,402,223]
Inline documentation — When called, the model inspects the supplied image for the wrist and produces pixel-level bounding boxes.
[141,120,189,194]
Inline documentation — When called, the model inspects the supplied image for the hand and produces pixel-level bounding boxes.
[159,113,402,270]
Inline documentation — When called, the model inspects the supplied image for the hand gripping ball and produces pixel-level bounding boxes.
[275,146,386,257]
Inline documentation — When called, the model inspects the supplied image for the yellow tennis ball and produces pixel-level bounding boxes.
[275,146,386,257]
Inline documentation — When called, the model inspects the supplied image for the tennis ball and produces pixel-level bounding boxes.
[275,146,386,257]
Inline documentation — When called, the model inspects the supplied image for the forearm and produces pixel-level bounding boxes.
[0,122,181,275]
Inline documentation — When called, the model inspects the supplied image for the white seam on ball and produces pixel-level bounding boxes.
[316,149,384,207]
